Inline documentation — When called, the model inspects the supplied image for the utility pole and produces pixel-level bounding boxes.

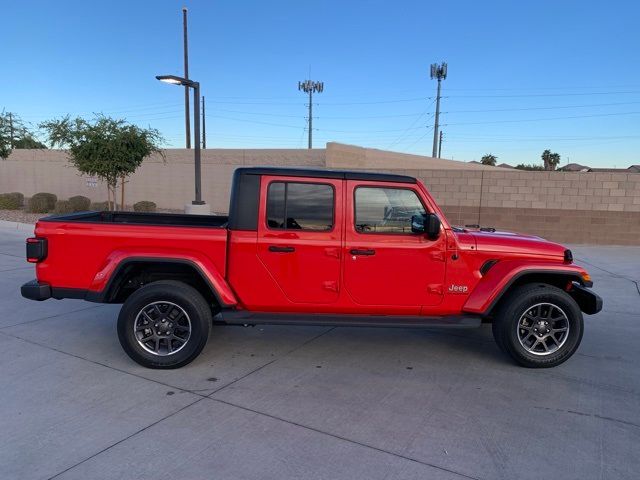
[438,130,444,158]
[298,80,324,149]
[430,62,447,158]
[182,7,191,149]
[202,96,206,149]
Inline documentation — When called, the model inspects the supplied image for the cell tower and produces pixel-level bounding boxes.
[298,80,324,149]
[430,62,447,158]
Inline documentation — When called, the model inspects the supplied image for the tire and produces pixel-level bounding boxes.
[117,280,211,369]
[492,283,583,368]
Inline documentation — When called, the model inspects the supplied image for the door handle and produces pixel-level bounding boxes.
[350,249,375,256]
[268,246,295,253]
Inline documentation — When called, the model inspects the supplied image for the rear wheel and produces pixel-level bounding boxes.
[117,280,211,369]
[492,284,583,368]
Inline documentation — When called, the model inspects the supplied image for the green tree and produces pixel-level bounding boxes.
[0,112,18,159]
[541,149,561,171]
[14,132,47,149]
[40,116,164,210]
[0,112,47,158]
[481,154,497,166]
[514,163,545,171]
[0,136,9,160]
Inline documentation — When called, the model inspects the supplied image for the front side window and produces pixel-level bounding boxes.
[354,187,426,234]
[267,182,334,231]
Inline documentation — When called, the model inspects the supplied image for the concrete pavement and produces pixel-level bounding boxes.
[1,226,638,480]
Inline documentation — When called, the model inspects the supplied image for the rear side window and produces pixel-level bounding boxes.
[267,182,334,231]
[354,187,426,234]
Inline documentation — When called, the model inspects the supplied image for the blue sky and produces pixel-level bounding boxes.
[2,0,639,167]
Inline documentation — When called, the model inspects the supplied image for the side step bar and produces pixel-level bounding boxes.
[220,311,482,329]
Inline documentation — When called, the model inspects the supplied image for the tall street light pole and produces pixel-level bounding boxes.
[156,75,208,214]
[202,96,206,149]
[298,80,324,149]
[430,62,447,158]
[182,7,191,149]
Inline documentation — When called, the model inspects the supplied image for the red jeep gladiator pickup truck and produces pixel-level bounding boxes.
[21,167,602,369]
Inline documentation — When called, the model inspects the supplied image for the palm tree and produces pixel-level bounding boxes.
[541,149,561,171]
[481,154,497,166]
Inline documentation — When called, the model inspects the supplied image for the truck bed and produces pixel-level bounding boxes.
[40,211,229,228]
[33,211,230,294]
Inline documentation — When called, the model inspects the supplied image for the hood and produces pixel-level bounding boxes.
[456,227,567,259]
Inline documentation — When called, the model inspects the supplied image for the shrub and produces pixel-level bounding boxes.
[27,193,57,213]
[68,195,91,212]
[53,200,74,214]
[133,201,156,212]
[0,192,24,210]
[90,201,109,211]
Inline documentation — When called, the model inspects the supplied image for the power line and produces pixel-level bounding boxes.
[18,102,185,119]
[405,125,434,149]
[447,90,640,98]
[162,84,640,99]
[209,115,430,134]
[442,84,640,92]
[23,97,640,121]
[211,115,305,130]
[442,100,640,114]
[320,125,426,133]
[440,110,640,126]
[386,99,435,149]
[206,96,432,106]
[443,133,640,139]
[212,108,429,120]
[446,136,640,143]
[321,97,430,105]
[298,124,307,148]
[113,99,640,121]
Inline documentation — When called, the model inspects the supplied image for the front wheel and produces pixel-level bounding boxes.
[492,284,583,368]
[117,280,211,369]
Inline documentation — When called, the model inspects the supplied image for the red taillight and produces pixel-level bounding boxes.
[26,237,47,263]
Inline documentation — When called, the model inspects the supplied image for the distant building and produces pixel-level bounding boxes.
[468,160,515,168]
[557,163,639,173]
[559,163,590,172]
[587,166,639,173]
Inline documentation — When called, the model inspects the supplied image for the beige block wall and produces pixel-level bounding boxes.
[325,142,507,170]
[1,147,639,245]
[1,148,326,210]
[404,169,640,213]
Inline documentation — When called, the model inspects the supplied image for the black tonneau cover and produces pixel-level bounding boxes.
[40,211,229,228]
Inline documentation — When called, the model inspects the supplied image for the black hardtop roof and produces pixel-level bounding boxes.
[235,167,417,184]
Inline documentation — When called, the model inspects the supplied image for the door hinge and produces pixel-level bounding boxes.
[428,284,443,295]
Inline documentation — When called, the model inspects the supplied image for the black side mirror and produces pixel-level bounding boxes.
[411,214,426,234]
[411,213,441,240]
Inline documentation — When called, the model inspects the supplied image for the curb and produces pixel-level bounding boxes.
[0,220,35,232]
